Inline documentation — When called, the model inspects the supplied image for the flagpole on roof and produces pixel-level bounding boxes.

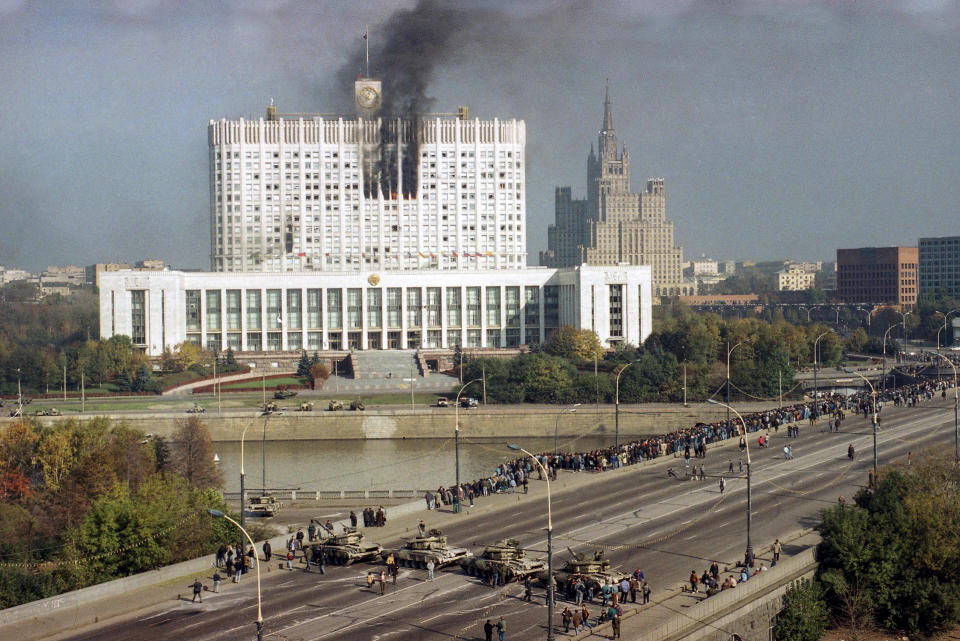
[365,25,369,78]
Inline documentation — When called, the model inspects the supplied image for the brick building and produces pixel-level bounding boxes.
[836,246,918,307]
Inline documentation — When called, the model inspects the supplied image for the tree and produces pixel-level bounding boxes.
[132,362,152,392]
[296,351,312,377]
[775,578,828,641]
[224,347,237,366]
[309,362,330,389]
[847,327,869,353]
[508,353,576,403]
[543,326,603,364]
[168,416,223,490]
[115,368,132,392]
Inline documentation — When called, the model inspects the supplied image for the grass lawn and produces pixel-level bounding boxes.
[219,376,306,390]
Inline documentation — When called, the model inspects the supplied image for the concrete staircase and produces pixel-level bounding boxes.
[347,350,421,380]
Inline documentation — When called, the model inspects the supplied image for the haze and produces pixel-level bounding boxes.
[1,0,957,272]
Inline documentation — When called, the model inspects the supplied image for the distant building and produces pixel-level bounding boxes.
[919,236,960,299]
[836,246,918,307]
[0,266,34,284]
[540,84,689,297]
[776,263,819,291]
[135,259,165,270]
[41,265,86,286]
[86,263,132,288]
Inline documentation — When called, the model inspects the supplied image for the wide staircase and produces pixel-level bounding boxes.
[347,350,421,380]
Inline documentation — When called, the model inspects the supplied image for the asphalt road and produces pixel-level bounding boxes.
[56,397,956,641]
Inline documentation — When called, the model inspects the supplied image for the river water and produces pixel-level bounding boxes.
[214,435,617,494]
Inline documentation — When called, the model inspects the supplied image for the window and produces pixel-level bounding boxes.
[407,288,422,327]
[327,289,342,329]
[347,288,362,329]
[524,286,539,326]
[467,328,481,347]
[426,288,441,327]
[387,288,402,328]
[505,286,520,327]
[287,332,302,351]
[466,287,481,326]
[246,290,261,330]
[446,287,461,327]
[266,290,282,330]
[307,289,322,329]
[226,290,241,330]
[246,332,262,351]
[486,328,501,347]
[227,333,241,351]
[130,290,146,345]
[205,291,221,331]
[307,331,321,351]
[367,288,382,328]
[486,287,501,326]
[186,290,201,331]
[286,289,302,329]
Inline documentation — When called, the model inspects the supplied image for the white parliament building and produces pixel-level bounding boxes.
[99,78,652,356]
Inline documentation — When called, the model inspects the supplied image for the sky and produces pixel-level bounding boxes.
[1,0,958,272]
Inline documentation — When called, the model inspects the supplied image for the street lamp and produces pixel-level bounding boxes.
[894,310,912,350]
[454,378,482,514]
[507,444,555,641]
[706,399,753,566]
[881,322,903,395]
[615,362,639,449]
[207,509,263,641]
[813,330,833,416]
[857,307,872,332]
[239,419,258,528]
[554,404,581,455]
[935,310,960,380]
[932,355,959,464]
[798,305,811,324]
[725,340,751,429]
[844,368,879,475]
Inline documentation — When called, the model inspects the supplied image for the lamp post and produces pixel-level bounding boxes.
[881,323,900,395]
[615,362,638,449]
[798,306,811,323]
[894,311,912,350]
[454,378,482,514]
[207,509,263,641]
[507,444,554,641]
[706,399,753,566]
[554,404,581,455]
[935,310,960,381]
[932,355,959,464]
[726,340,751,429]
[239,419,258,528]
[844,369,879,475]
[857,307,872,332]
[813,330,833,416]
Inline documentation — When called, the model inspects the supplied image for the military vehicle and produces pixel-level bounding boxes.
[296,401,314,411]
[186,403,205,414]
[350,399,365,411]
[328,400,344,411]
[550,548,620,596]
[246,495,281,517]
[388,529,473,569]
[459,539,545,583]
[261,401,282,415]
[273,387,297,399]
[34,407,62,416]
[303,528,382,565]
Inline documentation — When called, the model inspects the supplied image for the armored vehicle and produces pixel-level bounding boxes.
[34,407,62,416]
[350,399,365,411]
[296,401,314,411]
[304,528,381,565]
[246,495,281,517]
[459,539,545,583]
[389,529,473,569]
[273,387,297,399]
[261,401,282,415]
[328,400,344,411]
[186,403,205,414]
[551,548,620,596]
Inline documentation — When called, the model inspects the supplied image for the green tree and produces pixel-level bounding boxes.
[543,326,603,364]
[296,351,312,377]
[508,353,576,403]
[115,368,132,392]
[775,578,828,641]
[847,327,869,353]
[168,416,223,490]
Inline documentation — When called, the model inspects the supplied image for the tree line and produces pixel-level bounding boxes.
[0,415,252,609]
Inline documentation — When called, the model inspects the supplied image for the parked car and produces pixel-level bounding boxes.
[460,397,479,409]
[436,397,450,407]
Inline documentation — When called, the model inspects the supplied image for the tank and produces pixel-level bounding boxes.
[303,527,382,565]
[459,539,545,583]
[261,401,281,415]
[297,401,314,411]
[551,548,620,596]
[390,529,473,569]
[328,400,344,411]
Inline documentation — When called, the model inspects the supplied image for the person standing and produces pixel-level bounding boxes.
[295,528,305,550]
[572,608,583,633]
[561,607,573,633]
[772,539,782,562]
[629,575,639,603]
[212,571,221,594]
[262,540,272,563]
[307,520,317,542]
[523,576,533,601]
[642,580,651,604]
[496,616,506,641]
[190,578,203,603]
[418,520,427,537]
[608,606,621,638]
[378,569,386,595]
[483,619,494,641]
[426,559,435,581]
[234,555,244,582]
[350,511,358,528]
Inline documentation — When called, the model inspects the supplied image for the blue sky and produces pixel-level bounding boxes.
[1,0,958,271]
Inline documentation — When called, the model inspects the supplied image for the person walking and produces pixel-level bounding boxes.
[378,569,386,595]
[212,571,221,593]
[483,619,494,641]
[418,520,427,537]
[572,608,583,633]
[580,605,593,631]
[642,580,651,604]
[350,511,358,528]
[719,476,726,493]
[772,539,782,562]
[190,578,203,603]
[610,606,621,639]
[426,559,435,581]
[522,576,533,601]
[496,616,506,641]
[234,555,244,582]
[689,570,699,593]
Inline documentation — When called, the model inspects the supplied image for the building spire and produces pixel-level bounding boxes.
[602,79,613,132]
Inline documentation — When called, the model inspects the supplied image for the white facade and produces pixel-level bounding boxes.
[99,265,652,356]
[210,111,526,274]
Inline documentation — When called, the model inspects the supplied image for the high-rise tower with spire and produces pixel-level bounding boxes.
[541,84,690,298]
